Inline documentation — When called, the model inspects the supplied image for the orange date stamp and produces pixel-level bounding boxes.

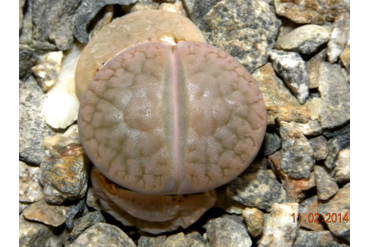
[292,213,349,223]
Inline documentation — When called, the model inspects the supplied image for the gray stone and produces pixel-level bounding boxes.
[19,45,39,80]
[314,166,339,200]
[331,148,350,184]
[323,123,350,139]
[138,235,167,247]
[308,135,329,161]
[65,200,86,230]
[327,12,350,63]
[31,0,81,50]
[293,229,349,247]
[226,159,288,212]
[242,207,264,238]
[317,62,350,129]
[184,0,281,72]
[74,0,138,43]
[279,121,315,178]
[269,50,310,104]
[318,184,350,243]
[324,125,350,170]
[40,125,88,204]
[64,211,106,245]
[23,199,68,227]
[260,132,281,156]
[274,0,350,25]
[19,214,60,247]
[19,78,55,165]
[68,223,136,247]
[269,151,315,202]
[259,203,299,247]
[19,0,33,42]
[204,216,252,247]
[299,196,324,231]
[276,24,331,55]
[20,0,26,31]
[163,232,208,247]
[19,161,44,203]
[252,63,312,125]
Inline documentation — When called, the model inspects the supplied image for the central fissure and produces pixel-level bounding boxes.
[168,44,183,192]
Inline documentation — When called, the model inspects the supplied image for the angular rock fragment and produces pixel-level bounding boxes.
[269,50,310,104]
[68,223,136,247]
[317,62,350,129]
[23,199,67,227]
[276,24,331,55]
[205,216,252,247]
[40,125,88,204]
[227,159,288,212]
[19,161,44,203]
[259,203,299,247]
[19,78,55,165]
[327,12,350,63]
[279,121,315,178]
[314,166,339,200]
[252,63,312,125]
[184,0,281,72]
[74,0,138,43]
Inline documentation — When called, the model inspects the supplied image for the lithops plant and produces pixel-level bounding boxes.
[77,10,266,234]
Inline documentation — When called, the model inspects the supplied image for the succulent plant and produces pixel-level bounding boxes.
[76,10,266,234]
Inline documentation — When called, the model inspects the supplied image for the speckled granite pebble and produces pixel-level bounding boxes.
[19,45,39,80]
[269,50,310,104]
[31,0,81,50]
[68,223,136,247]
[269,151,315,202]
[205,216,252,247]
[40,125,88,204]
[19,78,55,165]
[331,148,350,184]
[314,166,339,200]
[227,159,288,212]
[259,203,299,247]
[185,0,281,72]
[279,121,315,179]
[162,232,207,247]
[324,125,350,170]
[19,161,44,203]
[276,24,331,55]
[317,62,350,129]
[274,0,350,25]
[308,135,329,161]
[327,12,350,63]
